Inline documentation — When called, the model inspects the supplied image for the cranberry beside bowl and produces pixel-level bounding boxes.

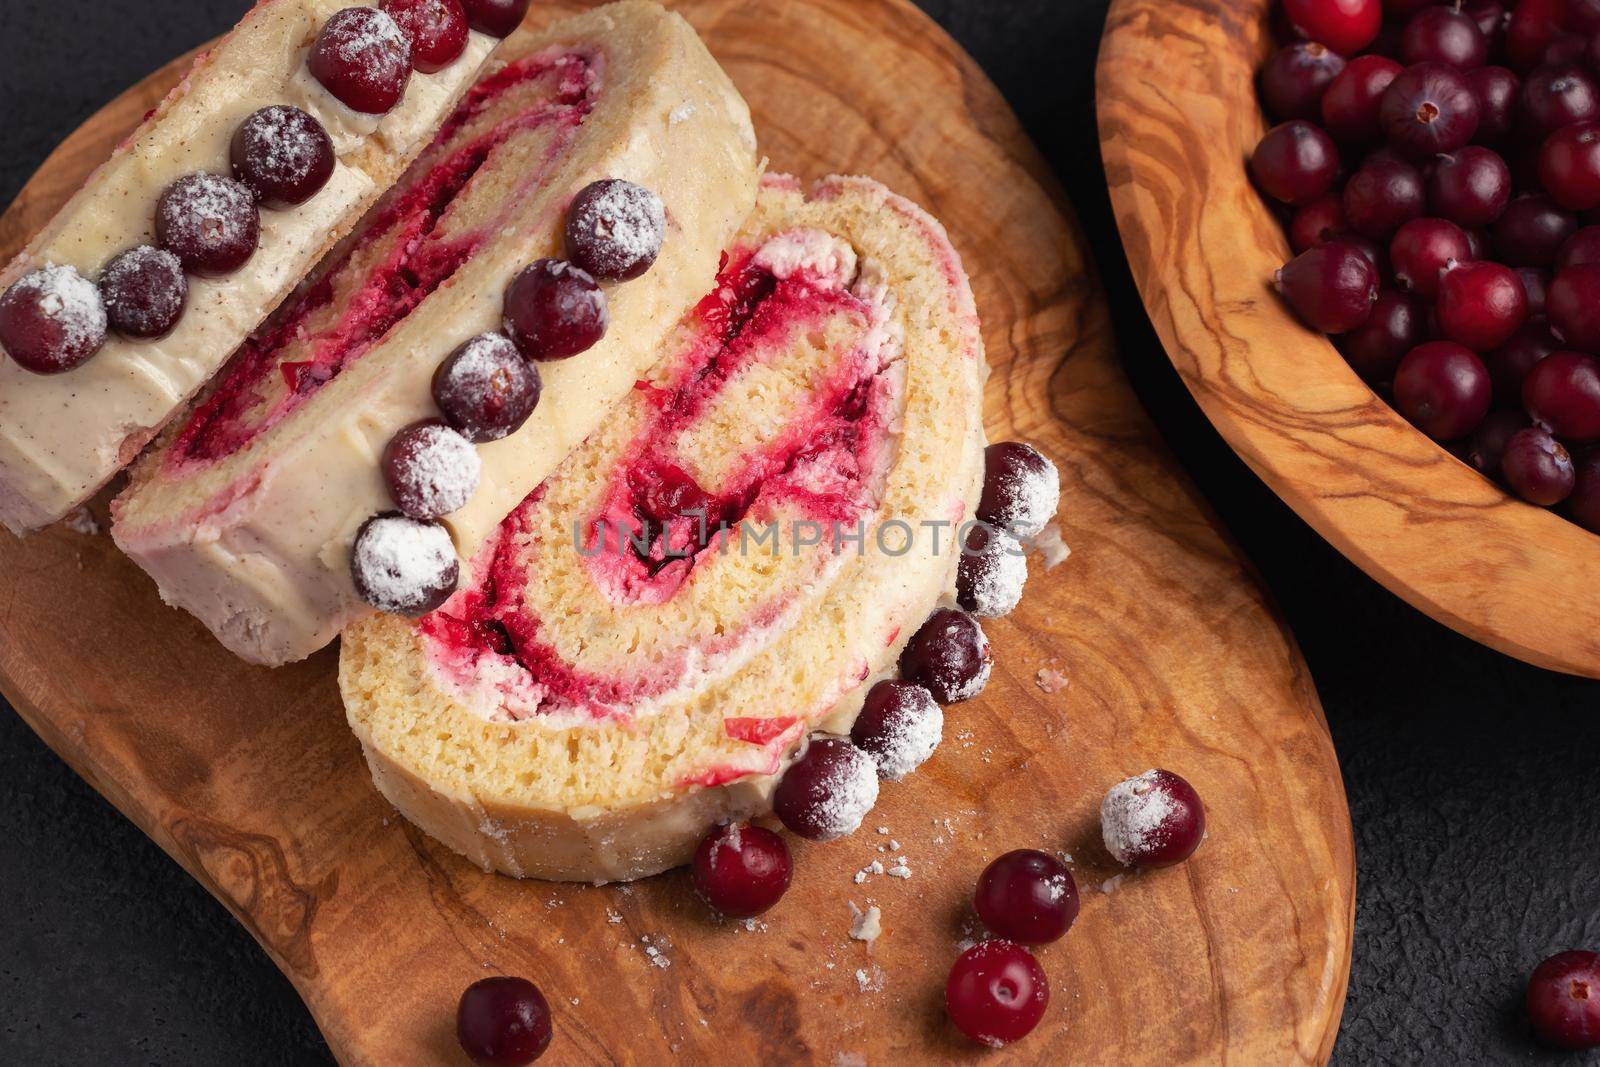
[1099,0,1600,677]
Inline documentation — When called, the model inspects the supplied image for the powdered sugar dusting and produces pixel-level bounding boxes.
[240,105,329,186]
[990,444,1060,537]
[444,333,520,395]
[568,179,665,277]
[809,741,880,841]
[867,687,942,781]
[327,7,409,73]
[962,527,1027,618]
[1101,769,1179,866]
[351,515,456,613]
[8,264,107,356]
[394,422,480,516]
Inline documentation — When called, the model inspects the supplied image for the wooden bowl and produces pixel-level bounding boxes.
[1096,0,1600,678]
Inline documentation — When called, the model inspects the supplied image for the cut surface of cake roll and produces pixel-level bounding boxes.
[113,1,761,665]
[0,0,505,533]
[340,175,987,881]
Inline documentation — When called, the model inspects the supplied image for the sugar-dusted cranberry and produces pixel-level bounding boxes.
[1428,146,1511,226]
[1493,194,1578,265]
[1526,950,1600,1049]
[1466,409,1532,475]
[973,849,1078,945]
[0,265,107,374]
[1274,239,1380,332]
[1393,340,1493,438]
[1321,55,1401,144]
[1101,768,1207,868]
[230,106,335,208]
[1506,0,1566,71]
[851,679,943,780]
[1501,426,1576,502]
[309,7,413,114]
[1343,157,1426,238]
[1437,259,1528,350]
[1558,225,1600,268]
[1523,349,1600,441]
[1467,65,1521,143]
[1486,321,1557,403]
[1290,193,1348,250]
[900,608,992,704]
[977,441,1059,536]
[1340,288,1423,381]
[1282,0,1382,55]
[380,0,469,73]
[1570,452,1600,530]
[691,823,792,918]
[382,420,481,520]
[432,332,541,443]
[956,522,1028,618]
[1250,121,1340,205]
[503,258,608,360]
[350,512,459,615]
[1539,121,1600,210]
[457,976,552,1065]
[1390,217,1471,298]
[461,0,528,37]
[1380,62,1480,157]
[155,173,260,277]
[98,246,186,340]
[564,179,666,281]
[1519,63,1600,139]
[945,940,1050,1048]
[772,736,879,841]
[1400,6,1489,69]
[1548,263,1600,350]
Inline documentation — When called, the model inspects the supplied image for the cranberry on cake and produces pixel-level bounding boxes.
[112,1,761,665]
[0,0,505,533]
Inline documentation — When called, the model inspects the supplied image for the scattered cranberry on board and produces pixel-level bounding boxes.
[1526,950,1600,1050]
[691,824,793,918]
[973,849,1079,945]
[945,940,1051,1048]
[457,976,553,1065]
[1100,768,1206,868]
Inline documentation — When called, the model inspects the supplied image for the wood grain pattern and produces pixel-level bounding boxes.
[0,1,1353,1062]
[1096,0,1600,678]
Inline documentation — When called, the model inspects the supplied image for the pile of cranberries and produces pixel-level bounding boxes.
[1253,0,1600,528]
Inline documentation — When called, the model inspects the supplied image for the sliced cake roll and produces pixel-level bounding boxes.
[113,1,761,665]
[340,175,989,881]
[0,0,510,532]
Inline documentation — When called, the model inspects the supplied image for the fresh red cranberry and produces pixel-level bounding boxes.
[1343,157,1427,237]
[900,608,992,704]
[1382,0,1433,16]
[309,7,413,114]
[1340,288,1423,381]
[1558,225,1600,267]
[229,106,335,208]
[851,679,943,780]
[1493,194,1578,265]
[956,522,1028,618]
[945,940,1050,1048]
[564,179,666,281]
[98,246,186,341]
[1547,262,1600,350]
[1464,0,1508,48]
[432,332,541,442]
[1526,950,1600,1049]
[1517,265,1550,315]
[1100,768,1207,868]
[772,736,879,841]
[1544,30,1590,64]
[1519,62,1600,138]
[1466,409,1532,474]
[1437,259,1528,349]
[1290,193,1349,250]
[1282,0,1382,55]
[350,512,459,615]
[1523,348,1600,440]
[1321,55,1401,143]
[461,0,528,37]
[503,259,607,360]
[382,420,481,520]
[1467,65,1521,142]
[1393,340,1494,438]
[1539,121,1600,209]
[1501,426,1576,501]
[1380,62,1481,157]
[1390,217,1472,297]
[973,849,1078,945]
[1401,6,1490,69]
[1486,321,1557,402]
[1428,146,1511,226]
[1274,239,1380,332]
[691,824,792,918]
[457,976,552,1065]
[977,441,1059,535]
[380,0,469,73]
[1569,451,1600,529]
[1572,0,1600,34]
[155,173,260,276]
[0,265,106,374]
[1262,43,1347,123]
[1506,0,1566,71]
[1250,121,1340,205]
[1346,233,1390,275]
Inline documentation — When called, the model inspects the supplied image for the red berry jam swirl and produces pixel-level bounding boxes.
[166,52,597,470]
[419,236,904,723]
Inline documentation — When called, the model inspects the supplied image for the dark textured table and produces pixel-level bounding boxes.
[1,1,1596,1064]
